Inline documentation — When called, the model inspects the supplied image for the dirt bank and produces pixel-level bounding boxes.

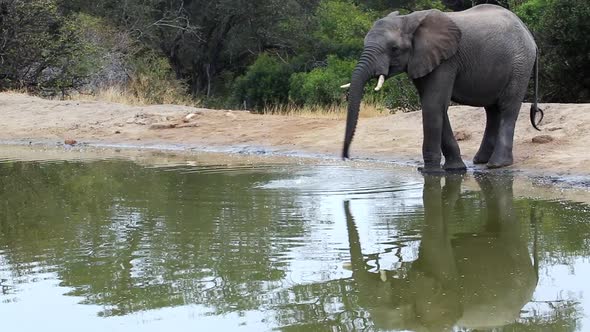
[1,92,589,177]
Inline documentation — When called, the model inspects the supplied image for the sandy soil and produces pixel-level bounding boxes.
[1,92,589,177]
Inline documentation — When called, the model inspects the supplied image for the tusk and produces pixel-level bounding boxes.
[340,83,351,89]
[374,75,385,91]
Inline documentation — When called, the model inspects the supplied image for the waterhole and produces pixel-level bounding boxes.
[0,147,589,331]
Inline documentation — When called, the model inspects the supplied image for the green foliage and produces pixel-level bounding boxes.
[511,0,548,31]
[233,54,293,110]
[0,0,99,94]
[289,56,355,106]
[3,0,588,106]
[375,75,421,112]
[537,0,590,101]
[513,0,590,102]
[126,50,193,105]
[314,0,376,57]
[360,0,445,13]
[288,56,420,111]
[48,14,103,93]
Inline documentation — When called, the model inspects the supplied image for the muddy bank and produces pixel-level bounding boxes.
[1,92,589,178]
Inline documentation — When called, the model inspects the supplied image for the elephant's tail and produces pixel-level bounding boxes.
[530,50,544,131]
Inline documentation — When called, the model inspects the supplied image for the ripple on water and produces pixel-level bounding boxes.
[2,150,590,331]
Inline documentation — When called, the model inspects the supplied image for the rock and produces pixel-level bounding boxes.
[64,139,77,145]
[547,127,563,132]
[532,135,554,144]
[149,123,177,129]
[184,113,197,122]
[114,130,121,134]
[454,130,471,141]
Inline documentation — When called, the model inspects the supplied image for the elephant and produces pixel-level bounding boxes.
[341,4,544,173]
[343,173,538,330]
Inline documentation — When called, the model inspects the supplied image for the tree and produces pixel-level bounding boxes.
[441,0,509,11]
[535,0,590,101]
[0,0,98,94]
[511,0,590,102]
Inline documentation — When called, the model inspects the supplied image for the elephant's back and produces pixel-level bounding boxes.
[447,4,536,52]
[446,4,537,105]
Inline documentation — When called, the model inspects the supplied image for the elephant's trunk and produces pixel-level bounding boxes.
[342,49,376,159]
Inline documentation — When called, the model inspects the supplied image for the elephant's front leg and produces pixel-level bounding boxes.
[416,72,456,174]
[442,113,467,172]
[420,103,444,173]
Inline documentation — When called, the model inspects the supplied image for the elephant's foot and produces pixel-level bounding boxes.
[473,151,492,164]
[443,159,467,173]
[418,165,446,175]
[487,154,513,169]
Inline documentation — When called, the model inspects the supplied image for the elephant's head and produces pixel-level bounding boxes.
[342,10,462,158]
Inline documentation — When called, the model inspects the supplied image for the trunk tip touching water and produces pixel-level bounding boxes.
[342,105,359,160]
[342,69,370,160]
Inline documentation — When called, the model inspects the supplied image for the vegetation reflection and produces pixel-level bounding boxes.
[0,160,587,330]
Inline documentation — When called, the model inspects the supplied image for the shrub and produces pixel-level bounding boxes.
[0,0,98,95]
[232,54,293,110]
[536,0,590,102]
[511,0,548,31]
[513,0,590,102]
[314,0,376,58]
[375,75,421,113]
[124,50,194,105]
[289,55,420,112]
[289,56,356,106]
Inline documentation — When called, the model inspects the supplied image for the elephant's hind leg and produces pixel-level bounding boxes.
[473,104,500,164]
[486,75,530,169]
[487,100,522,168]
[442,113,467,171]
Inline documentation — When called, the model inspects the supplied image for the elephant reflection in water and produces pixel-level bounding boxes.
[344,174,538,331]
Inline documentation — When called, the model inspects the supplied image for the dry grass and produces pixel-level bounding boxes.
[4,88,391,119]
[2,88,29,95]
[262,102,390,119]
[66,84,198,106]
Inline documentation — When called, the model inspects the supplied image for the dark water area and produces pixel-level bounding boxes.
[0,149,589,331]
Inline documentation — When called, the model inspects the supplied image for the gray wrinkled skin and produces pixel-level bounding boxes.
[343,5,540,173]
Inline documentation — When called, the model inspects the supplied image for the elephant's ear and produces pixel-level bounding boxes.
[406,10,461,79]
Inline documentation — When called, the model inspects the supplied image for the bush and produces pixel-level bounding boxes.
[0,0,98,95]
[314,0,376,58]
[72,13,133,92]
[232,54,293,110]
[289,55,420,112]
[537,0,590,101]
[375,75,421,112]
[511,0,548,31]
[513,0,590,102]
[124,50,193,105]
[289,56,356,106]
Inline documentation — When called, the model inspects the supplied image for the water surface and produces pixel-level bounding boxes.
[0,148,589,331]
